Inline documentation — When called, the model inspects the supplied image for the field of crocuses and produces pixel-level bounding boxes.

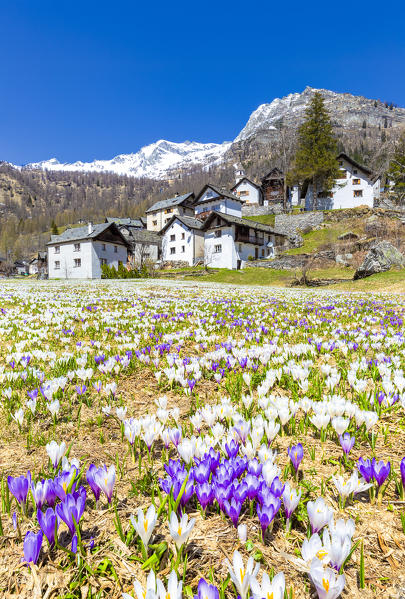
[1,280,404,599]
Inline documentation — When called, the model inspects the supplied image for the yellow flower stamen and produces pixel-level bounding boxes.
[144,519,148,532]
[322,578,330,592]
[240,568,246,583]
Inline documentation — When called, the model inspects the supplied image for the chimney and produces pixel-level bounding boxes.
[87,222,93,234]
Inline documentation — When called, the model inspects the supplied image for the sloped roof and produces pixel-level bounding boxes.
[262,168,284,182]
[159,214,204,235]
[231,177,261,191]
[337,152,373,175]
[106,216,145,228]
[145,192,195,213]
[47,222,130,246]
[128,228,161,245]
[195,184,244,204]
[202,211,286,237]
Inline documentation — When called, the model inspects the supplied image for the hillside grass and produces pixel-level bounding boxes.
[156,266,404,292]
[244,214,276,226]
[285,220,364,255]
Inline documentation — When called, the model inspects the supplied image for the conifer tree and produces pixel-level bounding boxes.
[288,92,340,209]
[50,220,59,235]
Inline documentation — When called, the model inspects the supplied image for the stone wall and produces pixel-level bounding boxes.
[241,203,284,217]
[274,212,324,236]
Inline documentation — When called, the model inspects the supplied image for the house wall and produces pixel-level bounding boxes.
[305,159,380,210]
[48,240,127,279]
[233,181,262,205]
[161,220,204,266]
[195,195,242,218]
[204,225,276,270]
[132,243,159,265]
[146,205,194,231]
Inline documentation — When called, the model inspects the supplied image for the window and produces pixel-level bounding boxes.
[261,249,265,257]
[165,218,170,224]
[74,243,81,252]
[54,261,60,269]
[170,247,176,255]
[214,244,222,253]
[353,190,363,198]
[353,169,358,174]
[165,208,173,214]
[102,243,106,251]
[100,258,107,266]
[54,246,60,254]
[181,246,185,253]
[153,220,158,226]
[73,258,81,268]
[352,178,361,185]
[170,234,175,242]
[114,246,118,253]
[181,232,185,240]
[237,190,249,197]
[214,230,222,238]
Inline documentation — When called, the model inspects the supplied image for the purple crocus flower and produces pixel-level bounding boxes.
[53,471,77,502]
[8,472,31,508]
[37,508,58,547]
[339,433,355,456]
[372,458,391,487]
[244,474,260,500]
[213,482,231,510]
[288,443,303,472]
[223,498,242,527]
[232,480,248,504]
[225,439,239,459]
[257,502,277,537]
[247,458,262,476]
[196,482,213,509]
[23,530,43,565]
[31,479,52,510]
[196,578,219,599]
[86,464,101,502]
[270,477,285,498]
[400,457,405,490]
[55,487,86,536]
[76,385,87,395]
[357,457,373,483]
[193,461,211,484]
[71,534,78,553]
[93,465,116,504]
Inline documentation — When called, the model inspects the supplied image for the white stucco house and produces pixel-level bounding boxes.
[47,222,130,279]
[146,192,195,231]
[202,212,287,270]
[194,184,244,220]
[304,153,381,210]
[230,177,263,205]
[160,215,205,266]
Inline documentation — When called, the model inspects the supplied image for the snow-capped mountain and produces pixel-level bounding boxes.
[25,139,231,179]
[21,87,405,180]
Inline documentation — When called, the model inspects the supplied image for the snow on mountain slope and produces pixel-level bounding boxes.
[25,139,232,179]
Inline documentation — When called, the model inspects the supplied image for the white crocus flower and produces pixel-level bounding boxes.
[331,417,350,436]
[307,497,333,534]
[131,505,157,549]
[309,557,345,599]
[47,399,60,417]
[12,408,24,427]
[124,569,158,599]
[156,571,182,599]
[46,440,67,468]
[250,572,285,599]
[168,512,195,550]
[226,550,260,599]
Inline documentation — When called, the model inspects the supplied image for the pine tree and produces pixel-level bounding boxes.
[51,220,59,235]
[387,133,405,203]
[288,92,340,209]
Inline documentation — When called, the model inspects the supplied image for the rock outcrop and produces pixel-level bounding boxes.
[354,241,405,279]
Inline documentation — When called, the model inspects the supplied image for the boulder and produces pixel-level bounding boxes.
[354,241,405,279]
[336,253,353,267]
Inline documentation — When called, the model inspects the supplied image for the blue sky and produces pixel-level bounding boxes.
[1,0,404,164]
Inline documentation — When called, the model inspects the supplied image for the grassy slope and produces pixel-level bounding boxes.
[157,266,404,292]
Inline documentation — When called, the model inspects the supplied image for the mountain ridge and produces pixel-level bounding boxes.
[12,86,405,181]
